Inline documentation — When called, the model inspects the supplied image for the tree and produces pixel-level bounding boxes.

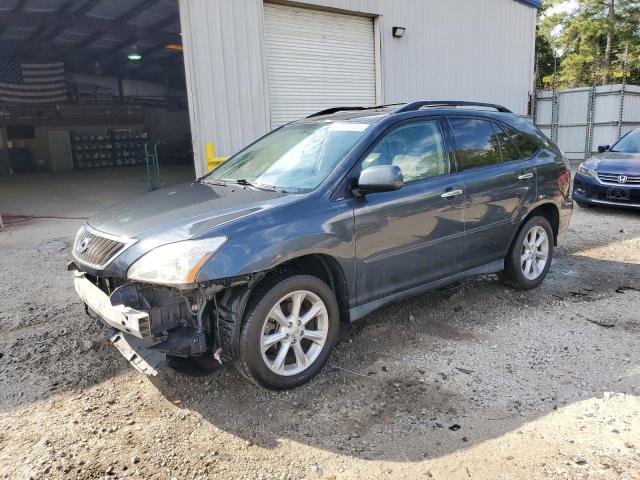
[603,0,615,84]
[537,0,640,87]
[535,0,566,86]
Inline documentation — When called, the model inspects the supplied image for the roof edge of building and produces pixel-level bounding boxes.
[515,0,541,8]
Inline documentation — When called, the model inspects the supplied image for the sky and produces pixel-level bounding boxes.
[545,0,578,17]
[542,0,579,39]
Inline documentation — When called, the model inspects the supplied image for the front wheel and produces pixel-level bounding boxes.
[236,274,340,390]
[500,216,554,290]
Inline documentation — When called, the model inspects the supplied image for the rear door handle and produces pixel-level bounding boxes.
[441,189,463,199]
[518,172,534,180]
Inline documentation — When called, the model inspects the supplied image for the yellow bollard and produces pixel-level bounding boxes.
[206,142,229,172]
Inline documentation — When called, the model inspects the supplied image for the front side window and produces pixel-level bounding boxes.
[450,118,502,170]
[208,121,370,192]
[361,120,449,183]
[610,128,640,153]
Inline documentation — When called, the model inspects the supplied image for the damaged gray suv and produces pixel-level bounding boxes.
[70,101,573,390]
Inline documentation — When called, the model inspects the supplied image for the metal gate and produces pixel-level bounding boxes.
[534,84,640,160]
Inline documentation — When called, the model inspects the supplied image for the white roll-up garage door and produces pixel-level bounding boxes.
[263,3,377,128]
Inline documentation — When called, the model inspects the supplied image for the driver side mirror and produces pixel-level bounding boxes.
[597,145,610,153]
[354,165,403,196]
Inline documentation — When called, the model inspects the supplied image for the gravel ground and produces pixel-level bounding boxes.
[0,203,639,479]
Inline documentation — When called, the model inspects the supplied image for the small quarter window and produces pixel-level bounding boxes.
[495,124,521,162]
[449,118,502,170]
[503,125,539,158]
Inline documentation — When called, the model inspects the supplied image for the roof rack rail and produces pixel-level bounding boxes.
[306,103,404,118]
[395,101,512,114]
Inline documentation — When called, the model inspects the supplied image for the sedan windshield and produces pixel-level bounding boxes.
[207,121,370,192]
[610,129,640,154]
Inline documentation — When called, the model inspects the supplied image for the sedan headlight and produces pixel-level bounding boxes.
[577,163,597,179]
[127,237,227,285]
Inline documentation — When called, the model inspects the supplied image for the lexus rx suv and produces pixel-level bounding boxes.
[70,101,573,390]
[573,127,640,209]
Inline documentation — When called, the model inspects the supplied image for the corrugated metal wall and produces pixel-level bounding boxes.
[179,0,537,176]
[179,0,270,176]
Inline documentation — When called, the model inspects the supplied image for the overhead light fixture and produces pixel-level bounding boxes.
[127,45,142,61]
[392,26,406,38]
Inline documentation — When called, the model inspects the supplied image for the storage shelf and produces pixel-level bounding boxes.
[71,130,149,169]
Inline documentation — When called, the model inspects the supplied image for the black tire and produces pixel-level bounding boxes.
[500,216,554,290]
[236,274,340,390]
[576,200,592,209]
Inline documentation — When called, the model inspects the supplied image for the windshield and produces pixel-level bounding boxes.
[610,129,640,153]
[207,121,370,192]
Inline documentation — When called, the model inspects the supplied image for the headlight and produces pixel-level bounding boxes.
[578,163,597,179]
[127,237,227,285]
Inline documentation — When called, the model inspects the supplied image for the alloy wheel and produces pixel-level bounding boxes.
[520,225,549,280]
[260,290,329,376]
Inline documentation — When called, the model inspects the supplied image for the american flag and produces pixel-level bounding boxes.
[0,61,67,104]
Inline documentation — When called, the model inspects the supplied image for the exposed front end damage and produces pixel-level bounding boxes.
[69,261,257,376]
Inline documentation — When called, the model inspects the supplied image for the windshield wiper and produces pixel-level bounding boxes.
[203,179,229,187]
[233,179,281,192]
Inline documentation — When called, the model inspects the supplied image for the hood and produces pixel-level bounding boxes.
[588,151,640,173]
[88,181,296,240]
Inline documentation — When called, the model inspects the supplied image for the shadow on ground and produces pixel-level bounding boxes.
[149,253,639,462]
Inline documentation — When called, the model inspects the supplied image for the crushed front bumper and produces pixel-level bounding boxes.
[73,270,166,375]
[71,267,211,375]
[107,328,165,376]
[73,271,151,339]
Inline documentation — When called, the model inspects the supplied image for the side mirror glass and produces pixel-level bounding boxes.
[355,165,403,195]
[597,145,610,153]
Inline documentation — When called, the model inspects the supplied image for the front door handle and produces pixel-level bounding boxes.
[441,189,463,199]
[518,172,534,180]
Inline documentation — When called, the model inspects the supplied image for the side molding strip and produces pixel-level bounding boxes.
[349,260,504,322]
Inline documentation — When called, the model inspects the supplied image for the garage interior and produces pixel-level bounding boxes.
[0,0,194,219]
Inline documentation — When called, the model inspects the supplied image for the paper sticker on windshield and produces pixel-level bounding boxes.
[330,123,370,132]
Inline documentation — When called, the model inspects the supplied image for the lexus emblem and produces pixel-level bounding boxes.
[78,238,91,253]
[618,175,628,184]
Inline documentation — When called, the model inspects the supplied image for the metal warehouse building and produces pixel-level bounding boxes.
[179,0,541,175]
[0,0,539,195]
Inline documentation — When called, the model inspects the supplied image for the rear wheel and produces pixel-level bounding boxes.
[500,216,554,290]
[236,274,339,390]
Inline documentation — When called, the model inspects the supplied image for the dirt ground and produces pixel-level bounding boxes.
[0,193,639,479]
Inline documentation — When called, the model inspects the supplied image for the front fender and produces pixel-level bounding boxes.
[194,198,357,295]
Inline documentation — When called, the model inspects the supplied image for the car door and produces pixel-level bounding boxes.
[351,118,467,305]
[447,117,536,270]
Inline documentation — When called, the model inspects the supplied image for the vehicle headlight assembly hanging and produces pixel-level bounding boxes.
[127,237,227,285]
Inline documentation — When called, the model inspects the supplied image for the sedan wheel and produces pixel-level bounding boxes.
[261,290,329,376]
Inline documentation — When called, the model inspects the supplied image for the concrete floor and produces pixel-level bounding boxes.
[0,164,195,218]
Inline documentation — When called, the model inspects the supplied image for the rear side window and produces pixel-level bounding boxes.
[503,125,539,158]
[449,118,502,170]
